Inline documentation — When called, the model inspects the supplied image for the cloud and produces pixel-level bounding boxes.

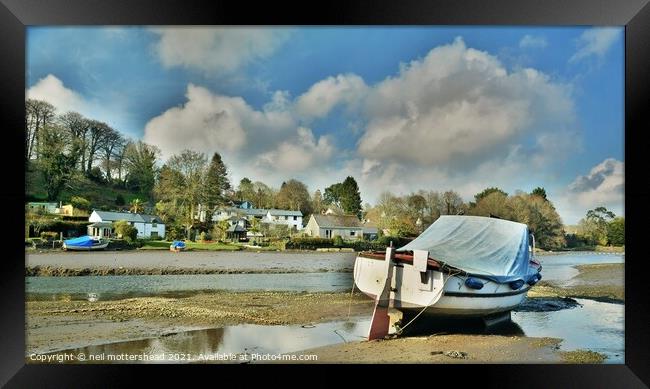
[519,35,548,49]
[255,127,334,172]
[150,27,290,74]
[26,74,89,114]
[357,37,575,170]
[295,74,368,119]
[569,27,621,63]
[568,158,624,206]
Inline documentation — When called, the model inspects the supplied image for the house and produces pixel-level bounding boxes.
[262,209,303,230]
[88,210,166,239]
[27,202,59,214]
[212,206,303,230]
[87,222,114,239]
[362,220,379,240]
[305,214,364,240]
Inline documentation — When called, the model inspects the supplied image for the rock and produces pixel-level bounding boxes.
[444,350,468,359]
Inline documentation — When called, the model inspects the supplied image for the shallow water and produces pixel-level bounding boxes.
[28,251,624,363]
[26,272,355,301]
[536,252,623,282]
[39,319,371,363]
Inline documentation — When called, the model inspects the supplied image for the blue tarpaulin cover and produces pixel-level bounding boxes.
[171,241,186,248]
[397,216,533,283]
[64,235,95,247]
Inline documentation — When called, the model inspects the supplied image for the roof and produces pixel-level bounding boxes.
[93,211,163,224]
[227,224,247,232]
[267,209,302,216]
[88,222,113,228]
[28,202,58,206]
[311,214,363,229]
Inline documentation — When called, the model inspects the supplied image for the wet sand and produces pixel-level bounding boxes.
[528,263,624,303]
[26,251,356,275]
[26,257,621,363]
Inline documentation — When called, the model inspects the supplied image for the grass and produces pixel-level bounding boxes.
[560,349,607,363]
[138,240,243,251]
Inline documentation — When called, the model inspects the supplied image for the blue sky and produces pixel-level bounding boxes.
[26,26,624,224]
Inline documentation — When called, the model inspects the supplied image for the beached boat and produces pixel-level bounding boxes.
[170,240,187,252]
[354,215,542,339]
[62,235,109,251]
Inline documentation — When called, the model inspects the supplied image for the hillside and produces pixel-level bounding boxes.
[26,162,147,211]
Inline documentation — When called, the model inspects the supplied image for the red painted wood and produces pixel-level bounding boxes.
[368,303,391,340]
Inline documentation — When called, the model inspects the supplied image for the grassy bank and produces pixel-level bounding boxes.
[138,240,242,251]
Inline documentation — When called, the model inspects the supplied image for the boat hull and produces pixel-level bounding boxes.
[354,254,531,318]
[62,242,109,251]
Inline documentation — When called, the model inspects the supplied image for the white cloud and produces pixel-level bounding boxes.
[295,74,368,119]
[554,158,624,224]
[255,127,334,172]
[150,27,290,74]
[519,35,548,48]
[27,74,89,114]
[569,27,621,63]
[357,37,574,169]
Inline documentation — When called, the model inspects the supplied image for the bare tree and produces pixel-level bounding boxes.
[101,128,124,183]
[57,112,90,170]
[25,99,56,160]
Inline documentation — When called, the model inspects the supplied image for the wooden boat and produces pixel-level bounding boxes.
[353,215,542,339]
[62,235,109,251]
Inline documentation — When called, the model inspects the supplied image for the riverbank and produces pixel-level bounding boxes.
[528,263,624,303]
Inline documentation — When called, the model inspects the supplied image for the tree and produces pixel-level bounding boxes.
[70,196,91,211]
[275,179,312,215]
[100,127,123,183]
[236,178,255,202]
[57,112,90,170]
[85,120,112,173]
[607,217,625,246]
[251,181,275,209]
[123,141,160,198]
[531,187,548,201]
[25,99,56,160]
[507,193,566,250]
[469,191,510,219]
[37,124,81,200]
[114,220,138,242]
[578,207,616,246]
[130,198,144,213]
[474,187,508,203]
[442,190,465,215]
[166,150,208,238]
[203,152,231,208]
[324,176,362,217]
[312,190,324,215]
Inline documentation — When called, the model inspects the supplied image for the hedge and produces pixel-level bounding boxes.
[285,237,334,250]
[27,220,90,238]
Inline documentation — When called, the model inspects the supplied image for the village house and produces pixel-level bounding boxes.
[88,210,166,239]
[305,214,364,240]
[27,201,75,215]
[212,201,303,231]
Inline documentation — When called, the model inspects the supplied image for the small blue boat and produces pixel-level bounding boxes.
[170,240,186,251]
[63,235,109,251]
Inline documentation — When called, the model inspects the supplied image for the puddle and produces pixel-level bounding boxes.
[538,253,623,282]
[36,319,371,364]
[512,298,624,363]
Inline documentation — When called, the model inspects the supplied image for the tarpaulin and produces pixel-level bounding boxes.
[397,215,533,283]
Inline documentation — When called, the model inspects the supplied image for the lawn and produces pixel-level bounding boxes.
[138,240,243,251]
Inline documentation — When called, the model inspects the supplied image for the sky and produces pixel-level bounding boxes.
[26,26,624,224]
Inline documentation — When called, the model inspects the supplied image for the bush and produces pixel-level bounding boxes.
[115,194,125,206]
[70,196,91,211]
[285,237,334,250]
[87,166,105,183]
[40,231,59,241]
[332,235,344,246]
[114,220,138,242]
[199,231,212,242]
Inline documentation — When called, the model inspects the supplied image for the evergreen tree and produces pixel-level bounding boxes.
[204,152,231,208]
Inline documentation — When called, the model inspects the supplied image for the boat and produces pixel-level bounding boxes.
[170,240,187,252]
[62,235,109,251]
[353,215,542,339]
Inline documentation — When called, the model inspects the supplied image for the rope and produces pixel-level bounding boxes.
[395,268,464,335]
[346,271,357,321]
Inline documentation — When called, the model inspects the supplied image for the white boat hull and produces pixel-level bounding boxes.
[354,254,530,317]
[62,242,109,251]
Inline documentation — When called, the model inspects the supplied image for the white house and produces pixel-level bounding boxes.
[88,210,166,239]
[305,214,363,240]
[262,209,303,230]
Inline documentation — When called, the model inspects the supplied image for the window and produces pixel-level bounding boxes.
[350,231,356,236]
[152,222,157,228]
[293,216,297,221]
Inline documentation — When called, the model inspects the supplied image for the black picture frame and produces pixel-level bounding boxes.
[2,0,649,387]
